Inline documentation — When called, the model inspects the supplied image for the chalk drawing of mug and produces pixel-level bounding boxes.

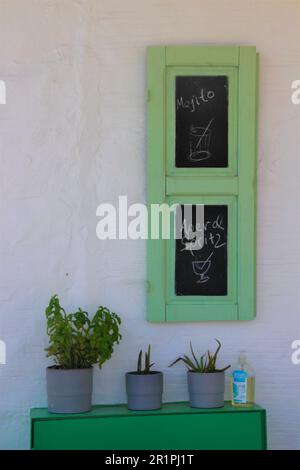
[188,118,214,162]
[192,252,213,284]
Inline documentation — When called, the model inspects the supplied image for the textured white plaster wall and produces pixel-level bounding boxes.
[0,0,299,450]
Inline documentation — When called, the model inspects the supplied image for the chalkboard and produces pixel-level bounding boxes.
[175,76,228,168]
[175,205,228,296]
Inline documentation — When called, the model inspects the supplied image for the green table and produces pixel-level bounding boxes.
[30,402,267,450]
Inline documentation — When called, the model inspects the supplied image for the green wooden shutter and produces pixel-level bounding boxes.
[147,45,258,322]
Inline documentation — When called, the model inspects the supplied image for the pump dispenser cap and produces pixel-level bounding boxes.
[238,351,247,367]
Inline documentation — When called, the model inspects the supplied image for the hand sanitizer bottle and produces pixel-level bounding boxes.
[231,352,255,407]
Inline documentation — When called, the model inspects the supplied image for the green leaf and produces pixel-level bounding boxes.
[189,342,200,369]
[137,350,142,373]
[169,357,185,368]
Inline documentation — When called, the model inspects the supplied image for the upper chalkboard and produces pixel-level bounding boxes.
[176,76,228,168]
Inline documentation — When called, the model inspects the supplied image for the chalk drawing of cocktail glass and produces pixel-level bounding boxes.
[192,252,213,284]
[188,117,214,162]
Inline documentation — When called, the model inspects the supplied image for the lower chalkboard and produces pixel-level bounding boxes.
[175,204,228,296]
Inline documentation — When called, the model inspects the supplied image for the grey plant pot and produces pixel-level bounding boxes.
[46,366,93,414]
[126,371,163,411]
[187,371,225,408]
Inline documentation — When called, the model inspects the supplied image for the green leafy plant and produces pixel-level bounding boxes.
[169,340,230,373]
[136,345,155,374]
[45,295,121,369]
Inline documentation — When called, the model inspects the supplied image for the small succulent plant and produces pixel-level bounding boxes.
[136,345,155,374]
[169,339,230,373]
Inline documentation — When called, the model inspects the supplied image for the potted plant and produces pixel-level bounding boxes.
[126,345,163,411]
[169,340,230,409]
[45,295,121,414]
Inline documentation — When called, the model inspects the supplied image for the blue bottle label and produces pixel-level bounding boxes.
[232,370,248,404]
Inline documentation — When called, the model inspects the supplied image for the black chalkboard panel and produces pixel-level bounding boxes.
[176,76,228,168]
[175,205,228,296]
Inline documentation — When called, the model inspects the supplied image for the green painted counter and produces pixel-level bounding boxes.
[30,402,267,450]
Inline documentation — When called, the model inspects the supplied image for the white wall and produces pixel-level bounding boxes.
[0,0,299,450]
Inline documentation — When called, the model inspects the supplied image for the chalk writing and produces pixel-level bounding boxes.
[188,118,215,162]
[192,252,214,284]
[176,89,215,112]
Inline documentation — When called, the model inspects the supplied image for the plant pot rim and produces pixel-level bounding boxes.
[126,371,162,376]
[187,370,225,375]
[47,366,93,371]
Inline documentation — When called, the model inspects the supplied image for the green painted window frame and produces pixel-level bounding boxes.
[147,45,258,322]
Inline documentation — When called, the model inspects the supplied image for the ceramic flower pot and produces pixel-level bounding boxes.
[125,371,163,411]
[46,366,93,414]
[187,370,225,408]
